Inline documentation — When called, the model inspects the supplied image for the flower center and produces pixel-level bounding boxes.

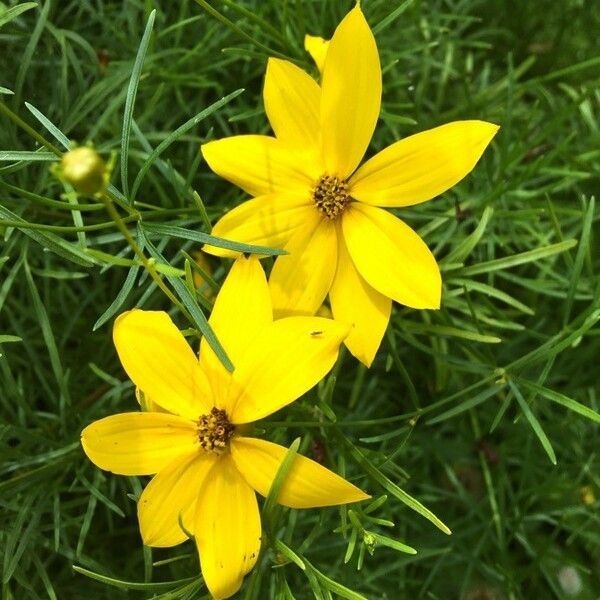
[313,175,351,219]
[196,407,235,454]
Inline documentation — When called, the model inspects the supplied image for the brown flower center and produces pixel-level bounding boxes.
[313,175,352,219]
[196,407,235,454]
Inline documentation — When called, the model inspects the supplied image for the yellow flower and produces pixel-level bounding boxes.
[81,255,368,600]
[200,6,499,367]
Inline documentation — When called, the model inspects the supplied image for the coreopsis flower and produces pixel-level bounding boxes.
[201,5,499,367]
[81,255,368,599]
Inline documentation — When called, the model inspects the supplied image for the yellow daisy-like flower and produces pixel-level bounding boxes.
[201,5,499,367]
[81,255,368,599]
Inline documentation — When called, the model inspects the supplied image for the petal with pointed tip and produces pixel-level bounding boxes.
[342,204,441,309]
[113,310,211,417]
[201,135,319,198]
[81,412,197,476]
[350,121,500,207]
[195,455,261,599]
[269,214,337,317]
[231,437,369,508]
[304,34,329,74]
[228,317,349,424]
[264,58,321,150]
[203,194,313,259]
[199,255,272,408]
[329,234,391,367]
[321,6,381,178]
[138,450,215,547]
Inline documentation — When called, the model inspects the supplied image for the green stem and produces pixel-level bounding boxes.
[0,101,63,156]
[1,100,189,319]
[100,192,187,316]
[192,0,291,60]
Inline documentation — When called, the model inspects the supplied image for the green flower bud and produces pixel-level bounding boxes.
[60,147,106,195]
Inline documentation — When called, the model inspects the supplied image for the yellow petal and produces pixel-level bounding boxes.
[321,5,381,178]
[81,412,197,476]
[138,450,215,547]
[350,121,500,207]
[304,34,329,75]
[203,194,314,259]
[329,234,391,367]
[135,387,167,413]
[195,455,261,600]
[113,310,212,418]
[269,213,337,317]
[199,255,272,409]
[201,135,319,198]
[231,437,369,508]
[228,316,349,424]
[264,58,321,149]
[342,204,441,309]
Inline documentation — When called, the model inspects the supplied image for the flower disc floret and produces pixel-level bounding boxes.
[313,174,351,219]
[196,407,235,453]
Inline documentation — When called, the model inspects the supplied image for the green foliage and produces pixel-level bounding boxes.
[0,0,598,599]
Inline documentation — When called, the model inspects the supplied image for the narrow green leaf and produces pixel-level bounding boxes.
[401,322,501,344]
[153,263,186,277]
[336,433,451,535]
[139,227,233,372]
[520,380,600,424]
[14,0,49,104]
[0,335,22,343]
[192,0,288,60]
[0,151,57,161]
[509,307,600,370]
[130,88,244,199]
[84,248,137,267]
[451,278,534,314]
[372,0,417,34]
[304,558,368,600]
[0,2,38,28]
[427,384,505,425]
[24,260,70,405]
[263,437,301,519]
[564,196,594,324]
[444,206,494,264]
[29,268,87,280]
[0,206,95,267]
[72,566,194,592]
[363,495,388,515]
[2,495,38,583]
[180,250,218,291]
[509,380,556,464]
[121,9,156,197]
[142,222,287,256]
[456,239,577,277]
[78,476,125,517]
[24,102,71,150]
[274,539,305,571]
[0,181,104,211]
[369,532,417,555]
[93,264,140,331]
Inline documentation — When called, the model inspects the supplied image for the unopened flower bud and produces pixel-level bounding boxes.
[60,147,106,195]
